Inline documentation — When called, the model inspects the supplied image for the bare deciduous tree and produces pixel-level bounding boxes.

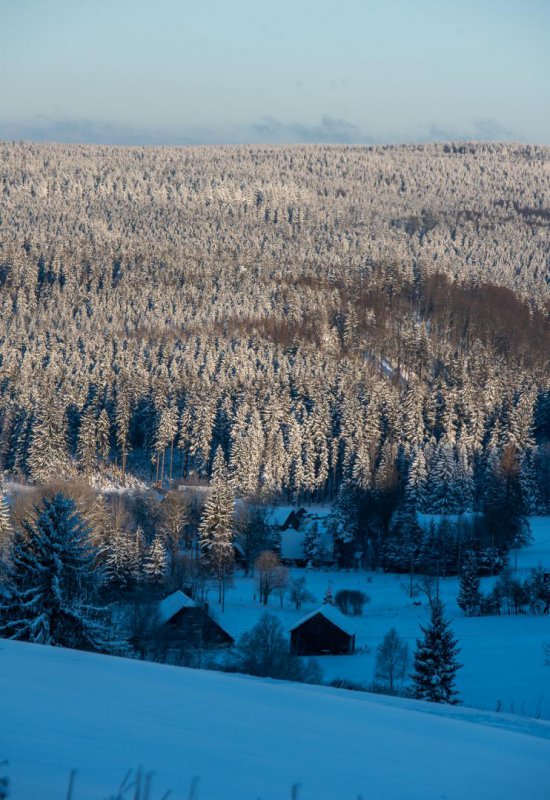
[255,551,288,606]
[374,628,409,693]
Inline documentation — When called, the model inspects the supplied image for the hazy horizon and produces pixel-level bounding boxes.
[1,0,549,146]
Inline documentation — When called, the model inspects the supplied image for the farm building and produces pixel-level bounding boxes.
[274,506,335,565]
[157,590,234,649]
[290,604,356,656]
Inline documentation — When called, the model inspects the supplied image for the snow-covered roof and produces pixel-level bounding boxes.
[280,528,306,560]
[269,504,332,527]
[290,604,356,637]
[158,590,196,624]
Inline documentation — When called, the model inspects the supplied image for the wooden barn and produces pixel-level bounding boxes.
[157,590,234,649]
[290,604,356,656]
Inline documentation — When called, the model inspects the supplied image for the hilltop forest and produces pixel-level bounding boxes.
[0,141,548,565]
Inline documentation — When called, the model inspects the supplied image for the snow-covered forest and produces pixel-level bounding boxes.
[0,141,549,511]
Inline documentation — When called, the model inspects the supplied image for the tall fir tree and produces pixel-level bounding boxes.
[143,534,168,584]
[0,493,113,651]
[411,600,461,704]
[0,487,12,558]
[404,447,428,512]
[303,521,322,566]
[199,446,235,609]
[103,527,143,590]
[484,444,531,550]
[115,380,132,485]
[28,395,68,483]
[427,442,462,514]
[457,549,482,616]
[96,408,111,465]
[77,405,98,477]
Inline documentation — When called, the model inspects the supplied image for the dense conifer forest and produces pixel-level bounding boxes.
[0,141,548,561]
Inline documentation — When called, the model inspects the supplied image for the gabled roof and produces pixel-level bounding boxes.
[289,604,356,637]
[281,510,302,531]
[158,590,196,624]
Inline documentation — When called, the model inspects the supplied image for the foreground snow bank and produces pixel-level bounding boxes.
[1,639,550,800]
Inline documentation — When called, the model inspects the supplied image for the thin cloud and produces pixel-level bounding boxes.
[0,115,522,146]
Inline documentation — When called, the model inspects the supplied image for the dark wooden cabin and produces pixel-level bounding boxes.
[290,604,356,656]
[158,590,234,649]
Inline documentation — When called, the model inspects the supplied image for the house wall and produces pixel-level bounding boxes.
[290,614,355,656]
[167,608,234,648]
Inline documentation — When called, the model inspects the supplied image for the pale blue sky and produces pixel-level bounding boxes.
[1,0,549,144]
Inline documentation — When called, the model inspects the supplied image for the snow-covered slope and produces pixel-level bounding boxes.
[2,639,550,800]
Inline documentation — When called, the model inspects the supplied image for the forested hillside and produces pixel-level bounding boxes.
[0,141,548,539]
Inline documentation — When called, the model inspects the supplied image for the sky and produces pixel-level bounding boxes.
[0,0,549,145]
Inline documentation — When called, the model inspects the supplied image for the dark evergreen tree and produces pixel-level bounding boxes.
[383,501,423,596]
[323,584,334,605]
[411,600,462,704]
[77,405,98,477]
[199,446,235,609]
[329,481,361,567]
[457,549,482,616]
[0,493,114,651]
[0,486,12,557]
[484,444,531,551]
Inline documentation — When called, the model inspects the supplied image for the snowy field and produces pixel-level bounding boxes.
[218,515,550,719]
[2,639,550,800]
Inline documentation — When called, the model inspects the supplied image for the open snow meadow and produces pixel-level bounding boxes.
[2,514,549,799]
[2,638,550,800]
[218,514,550,719]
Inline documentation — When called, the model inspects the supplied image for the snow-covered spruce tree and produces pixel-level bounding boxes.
[519,449,540,515]
[27,395,68,483]
[303,521,322,566]
[114,379,132,485]
[404,447,428,512]
[103,527,144,590]
[323,584,334,605]
[351,441,371,492]
[199,446,235,610]
[77,405,98,477]
[96,408,111,465]
[230,405,264,498]
[411,600,461,704]
[329,481,360,567]
[457,549,482,616]
[426,442,462,514]
[153,404,178,488]
[144,534,168,584]
[0,487,12,557]
[0,493,114,651]
[6,408,34,478]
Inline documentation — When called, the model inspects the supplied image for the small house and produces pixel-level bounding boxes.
[290,604,356,656]
[275,507,335,565]
[157,590,234,649]
[280,508,308,531]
